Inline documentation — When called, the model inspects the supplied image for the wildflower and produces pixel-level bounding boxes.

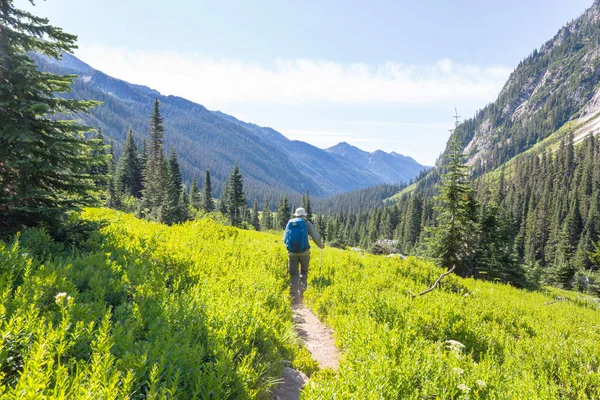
[55,292,67,304]
[476,379,487,389]
[452,367,465,375]
[445,339,465,353]
[458,383,470,393]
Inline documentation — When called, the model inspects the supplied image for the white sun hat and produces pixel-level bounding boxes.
[294,207,307,217]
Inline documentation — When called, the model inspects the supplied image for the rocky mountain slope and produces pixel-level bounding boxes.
[33,53,426,200]
[447,0,600,174]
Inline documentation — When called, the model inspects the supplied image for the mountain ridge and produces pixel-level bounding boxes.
[34,52,426,201]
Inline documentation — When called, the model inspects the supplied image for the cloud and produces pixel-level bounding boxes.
[342,121,453,129]
[75,44,511,108]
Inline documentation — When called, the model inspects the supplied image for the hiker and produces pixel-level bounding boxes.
[283,207,324,301]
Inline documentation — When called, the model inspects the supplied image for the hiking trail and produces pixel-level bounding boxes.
[272,300,340,400]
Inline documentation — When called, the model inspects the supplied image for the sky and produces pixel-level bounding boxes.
[17,0,593,165]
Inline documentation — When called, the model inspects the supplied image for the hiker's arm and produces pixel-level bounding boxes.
[306,221,324,248]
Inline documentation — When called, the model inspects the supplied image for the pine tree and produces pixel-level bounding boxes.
[225,162,246,226]
[426,116,480,277]
[190,174,201,210]
[261,196,272,230]
[301,190,313,221]
[202,169,214,212]
[140,99,167,221]
[161,148,185,224]
[277,195,290,229]
[106,137,122,209]
[251,200,260,231]
[90,128,109,190]
[0,2,101,232]
[117,128,143,198]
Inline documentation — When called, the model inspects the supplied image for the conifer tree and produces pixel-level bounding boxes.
[190,174,201,210]
[225,162,246,226]
[219,188,228,215]
[261,196,272,230]
[106,137,122,209]
[202,169,214,212]
[304,190,313,221]
[426,117,479,277]
[140,99,167,221]
[0,2,101,232]
[117,128,143,198]
[251,200,260,231]
[161,148,185,224]
[90,128,109,190]
[277,195,290,229]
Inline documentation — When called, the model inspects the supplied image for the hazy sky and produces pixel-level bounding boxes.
[17,0,593,164]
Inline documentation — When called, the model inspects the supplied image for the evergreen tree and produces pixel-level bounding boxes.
[117,128,143,198]
[161,148,185,224]
[202,169,214,212]
[140,99,167,221]
[90,128,109,190]
[225,162,246,226]
[106,137,122,209]
[302,190,313,221]
[0,2,100,232]
[277,195,290,229]
[476,202,523,285]
[251,200,260,231]
[426,128,480,277]
[261,196,272,230]
[190,174,201,210]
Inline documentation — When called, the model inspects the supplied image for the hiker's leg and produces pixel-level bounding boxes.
[288,253,300,300]
[298,255,310,292]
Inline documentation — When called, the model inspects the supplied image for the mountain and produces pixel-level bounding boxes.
[445,0,600,174]
[32,53,426,201]
[327,142,426,184]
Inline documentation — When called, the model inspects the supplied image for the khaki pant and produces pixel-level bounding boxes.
[288,253,310,302]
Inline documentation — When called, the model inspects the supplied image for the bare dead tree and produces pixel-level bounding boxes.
[412,265,456,298]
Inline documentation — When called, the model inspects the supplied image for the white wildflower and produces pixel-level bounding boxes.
[458,383,470,393]
[476,379,487,389]
[445,339,465,353]
[55,292,68,305]
[452,367,465,375]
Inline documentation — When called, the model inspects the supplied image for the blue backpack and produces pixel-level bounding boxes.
[285,218,309,253]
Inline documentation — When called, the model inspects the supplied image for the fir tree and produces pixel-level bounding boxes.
[251,200,260,231]
[277,195,290,229]
[0,2,100,232]
[106,137,122,209]
[190,174,201,210]
[225,162,246,226]
[117,128,143,198]
[261,196,272,230]
[426,117,480,277]
[140,99,167,221]
[89,128,109,190]
[202,169,214,212]
[161,148,185,224]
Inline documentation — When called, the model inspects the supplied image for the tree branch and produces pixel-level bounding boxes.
[413,265,456,297]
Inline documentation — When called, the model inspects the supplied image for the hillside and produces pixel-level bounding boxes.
[1,209,599,398]
[32,53,426,201]
[452,0,600,174]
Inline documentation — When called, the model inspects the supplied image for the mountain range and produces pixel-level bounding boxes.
[33,53,427,200]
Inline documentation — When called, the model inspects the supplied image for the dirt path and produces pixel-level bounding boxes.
[272,300,340,399]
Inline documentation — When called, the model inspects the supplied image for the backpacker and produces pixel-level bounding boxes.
[284,217,309,253]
